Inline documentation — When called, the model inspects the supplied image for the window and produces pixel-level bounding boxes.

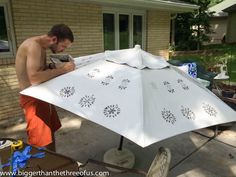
[119,14,129,49]
[103,13,115,50]
[133,15,142,47]
[0,0,16,57]
[103,8,145,50]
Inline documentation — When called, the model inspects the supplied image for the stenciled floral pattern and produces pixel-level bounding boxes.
[79,95,96,108]
[181,106,195,120]
[101,75,114,85]
[87,68,100,78]
[177,79,189,90]
[104,104,121,118]
[59,86,75,98]
[118,79,130,90]
[163,81,175,93]
[203,103,217,117]
[161,108,176,124]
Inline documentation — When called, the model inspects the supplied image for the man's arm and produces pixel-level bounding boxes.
[27,43,75,85]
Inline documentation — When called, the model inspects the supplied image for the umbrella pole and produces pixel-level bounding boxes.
[118,136,124,151]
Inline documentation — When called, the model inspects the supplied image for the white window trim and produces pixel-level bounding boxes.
[0,0,16,58]
[103,7,146,50]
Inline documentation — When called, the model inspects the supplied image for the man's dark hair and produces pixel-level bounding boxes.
[48,24,74,42]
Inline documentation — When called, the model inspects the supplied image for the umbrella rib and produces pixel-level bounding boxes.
[140,69,145,146]
[169,136,215,171]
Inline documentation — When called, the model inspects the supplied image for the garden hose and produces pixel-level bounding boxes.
[11,140,23,151]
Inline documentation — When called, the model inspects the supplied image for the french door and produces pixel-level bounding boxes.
[103,9,145,50]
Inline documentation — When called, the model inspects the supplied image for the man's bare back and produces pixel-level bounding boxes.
[15,35,75,90]
[15,36,46,90]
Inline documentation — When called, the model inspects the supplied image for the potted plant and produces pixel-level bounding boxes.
[221,88,235,98]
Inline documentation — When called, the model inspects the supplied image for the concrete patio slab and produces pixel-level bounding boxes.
[168,139,236,177]
[1,109,236,177]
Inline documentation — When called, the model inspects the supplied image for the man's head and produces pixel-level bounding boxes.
[48,24,74,53]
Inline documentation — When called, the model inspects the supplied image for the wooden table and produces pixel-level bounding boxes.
[0,139,80,177]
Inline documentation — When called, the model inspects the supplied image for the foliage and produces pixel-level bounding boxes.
[174,0,215,51]
[208,0,223,7]
[174,12,197,50]
[171,44,236,82]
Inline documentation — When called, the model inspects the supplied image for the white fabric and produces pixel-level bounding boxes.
[214,73,229,80]
[176,65,189,74]
[105,45,169,69]
[21,48,236,148]
[196,78,210,88]
[214,64,229,80]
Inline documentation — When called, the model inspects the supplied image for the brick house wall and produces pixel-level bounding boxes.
[0,0,104,121]
[0,0,171,121]
[146,10,170,59]
[0,66,21,119]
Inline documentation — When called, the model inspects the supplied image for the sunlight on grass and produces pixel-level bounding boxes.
[171,44,236,82]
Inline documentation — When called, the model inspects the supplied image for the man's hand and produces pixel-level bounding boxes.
[59,61,76,73]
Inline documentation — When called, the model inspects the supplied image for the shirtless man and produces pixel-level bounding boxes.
[15,24,75,151]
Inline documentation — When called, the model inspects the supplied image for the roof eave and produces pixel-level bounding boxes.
[86,0,199,12]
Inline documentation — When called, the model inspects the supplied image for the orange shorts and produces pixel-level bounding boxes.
[20,95,61,147]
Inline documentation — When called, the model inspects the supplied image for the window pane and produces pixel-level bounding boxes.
[133,15,142,47]
[119,14,129,49]
[0,6,9,52]
[103,13,115,50]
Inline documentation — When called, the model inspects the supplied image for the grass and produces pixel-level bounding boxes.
[170,44,236,83]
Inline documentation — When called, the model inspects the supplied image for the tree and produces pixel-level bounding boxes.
[174,0,215,50]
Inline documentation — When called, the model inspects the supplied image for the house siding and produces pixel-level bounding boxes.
[0,0,171,121]
[226,11,236,43]
[207,17,227,45]
[0,65,22,119]
[12,0,104,56]
[0,0,104,120]
[146,10,170,59]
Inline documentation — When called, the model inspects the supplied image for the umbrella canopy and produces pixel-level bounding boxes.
[21,46,236,148]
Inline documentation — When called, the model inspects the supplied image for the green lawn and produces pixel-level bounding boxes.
[170,44,236,83]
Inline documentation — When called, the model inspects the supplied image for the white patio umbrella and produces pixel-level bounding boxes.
[20,45,236,168]
[21,45,236,147]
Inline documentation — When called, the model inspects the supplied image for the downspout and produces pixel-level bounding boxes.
[170,13,177,46]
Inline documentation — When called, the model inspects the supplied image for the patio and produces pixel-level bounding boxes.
[1,108,236,177]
